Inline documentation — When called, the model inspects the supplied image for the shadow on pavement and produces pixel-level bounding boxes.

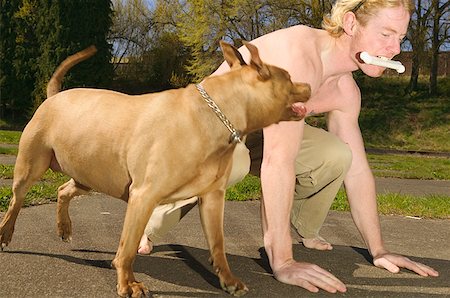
[3,243,448,297]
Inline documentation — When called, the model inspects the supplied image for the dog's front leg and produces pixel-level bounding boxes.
[112,191,157,298]
[199,189,248,296]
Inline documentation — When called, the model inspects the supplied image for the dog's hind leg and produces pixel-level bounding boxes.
[0,146,52,250]
[57,179,91,241]
[199,189,249,296]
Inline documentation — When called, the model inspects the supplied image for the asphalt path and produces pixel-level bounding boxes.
[0,194,449,297]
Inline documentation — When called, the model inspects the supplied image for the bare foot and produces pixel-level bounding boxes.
[137,234,153,255]
[301,236,333,251]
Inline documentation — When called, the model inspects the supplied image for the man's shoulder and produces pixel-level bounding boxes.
[255,25,322,44]
[329,74,362,115]
[319,73,361,112]
[252,26,325,69]
[335,73,360,99]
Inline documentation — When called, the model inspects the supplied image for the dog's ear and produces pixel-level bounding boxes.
[243,41,270,81]
[220,40,246,70]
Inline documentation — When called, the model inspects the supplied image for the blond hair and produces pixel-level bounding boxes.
[322,0,414,37]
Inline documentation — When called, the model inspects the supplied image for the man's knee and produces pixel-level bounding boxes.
[298,132,352,181]
[322,139,352,176]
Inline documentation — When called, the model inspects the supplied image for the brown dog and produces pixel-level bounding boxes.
[0,41,310,297]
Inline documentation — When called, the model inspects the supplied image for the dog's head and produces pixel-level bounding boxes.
[219,41,311,128]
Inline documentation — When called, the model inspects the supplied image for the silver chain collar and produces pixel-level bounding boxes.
[195,83,242,144]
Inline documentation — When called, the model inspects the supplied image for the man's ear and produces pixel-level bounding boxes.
[342,11,358,36]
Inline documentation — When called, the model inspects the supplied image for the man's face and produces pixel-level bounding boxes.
[353,6,410,77]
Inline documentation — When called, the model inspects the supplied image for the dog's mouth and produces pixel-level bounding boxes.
[291,104,307,119]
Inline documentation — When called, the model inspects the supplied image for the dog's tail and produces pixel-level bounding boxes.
[46,45,98,98]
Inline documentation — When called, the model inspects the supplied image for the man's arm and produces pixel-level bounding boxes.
[261,120,347,293]
[328,75,438,277]
[261,120,302,269]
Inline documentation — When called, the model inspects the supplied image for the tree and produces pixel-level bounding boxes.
[34,0,114,107]
[406,0,449,94]
[0,0,40,124]
[150,0,336,80]
[147,32,193,89]
[109,0,192,92]
[153,0,272,80]
[1,0,114,126]
[266,0,332,30]
[406,0,431,94]
[429,0,449,95]
[0,0,20,123]
[109,0,155,68]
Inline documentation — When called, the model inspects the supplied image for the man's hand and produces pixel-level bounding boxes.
[373,252,439,277]
[273,260,347,293]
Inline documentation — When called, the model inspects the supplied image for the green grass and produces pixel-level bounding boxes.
[0,181,64,211]
[227,176,449,219]
[225,174,261,201]
[0,130,20,155]
[0,155,450,215]
[307,76,450,152]
[0,131,70,211]
[0,147,18,155]
[0,164,66,181]
[226,176,449,219]
[331,189,449,219]
[0,170,69,211]
[0,130,21,144]
[368,154,450,180]
[358,76,450,152]
[0,165,13,178]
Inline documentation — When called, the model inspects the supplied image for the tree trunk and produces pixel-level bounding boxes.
[429,0,440,95]
[407,52,420,93]
[406,0,425,94]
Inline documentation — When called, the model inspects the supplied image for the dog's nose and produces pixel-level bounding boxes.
[294,83,311,102]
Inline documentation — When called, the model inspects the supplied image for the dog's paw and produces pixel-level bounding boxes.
[218,273,249,296]
[58,229,72,242]
[60,235,72,242]
[221,279,249,297]
[117,281,150,298]
[57,221,72,242]
[0,222,14,250]
[211,257,249,296]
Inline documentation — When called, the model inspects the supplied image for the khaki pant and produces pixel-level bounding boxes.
[144,125,352,241]
[291,124,352,238]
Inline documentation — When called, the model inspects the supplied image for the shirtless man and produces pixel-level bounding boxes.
[138,0,439,293]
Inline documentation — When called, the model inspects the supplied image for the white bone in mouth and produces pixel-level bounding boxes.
[360,52,405,73]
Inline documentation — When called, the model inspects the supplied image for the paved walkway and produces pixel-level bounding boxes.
[0,195,449,297]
